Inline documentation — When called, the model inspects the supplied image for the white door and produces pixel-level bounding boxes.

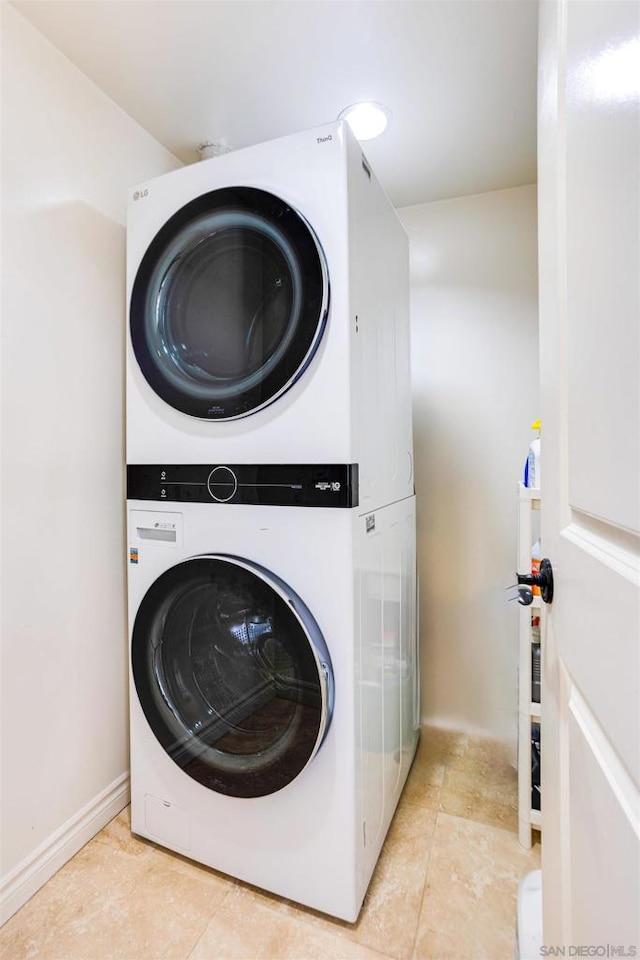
[538,0,640,950]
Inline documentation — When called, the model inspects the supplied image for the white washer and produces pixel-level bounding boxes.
[127,487,419,922]
[126,121,413,515]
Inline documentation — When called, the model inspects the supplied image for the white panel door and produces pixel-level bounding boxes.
[538,0,640,950]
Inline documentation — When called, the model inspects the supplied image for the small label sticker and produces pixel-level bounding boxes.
[129,547,139,564]
[365,514,375,533]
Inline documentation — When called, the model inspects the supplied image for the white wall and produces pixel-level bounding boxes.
[398,186,539,747]
[0,5,180,921]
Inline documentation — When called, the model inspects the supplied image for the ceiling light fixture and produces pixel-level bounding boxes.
[338,101,391,141]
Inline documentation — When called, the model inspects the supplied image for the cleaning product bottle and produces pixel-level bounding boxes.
[524,420,541,489]
[531,538,541,596]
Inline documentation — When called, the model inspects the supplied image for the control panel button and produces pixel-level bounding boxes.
[207,466,238,503]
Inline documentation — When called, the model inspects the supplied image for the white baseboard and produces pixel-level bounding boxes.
[1,772,130,926]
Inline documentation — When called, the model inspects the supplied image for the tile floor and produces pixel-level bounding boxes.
[1,727,541,960]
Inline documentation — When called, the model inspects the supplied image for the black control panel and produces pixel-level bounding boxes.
[127,464,359,508]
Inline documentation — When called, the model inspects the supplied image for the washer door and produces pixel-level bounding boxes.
[130,187,329,420]
[131,556,334,798]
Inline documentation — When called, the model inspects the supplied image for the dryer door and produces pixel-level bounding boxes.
[130,187,329,421]
[131,556,334,798]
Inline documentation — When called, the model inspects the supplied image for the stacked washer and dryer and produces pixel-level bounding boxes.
[125,120,419,923]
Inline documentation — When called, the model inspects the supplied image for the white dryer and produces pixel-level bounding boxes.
[126,122,413,515]
[126,475,419,922]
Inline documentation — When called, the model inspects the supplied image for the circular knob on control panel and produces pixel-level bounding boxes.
[207,466,238,503]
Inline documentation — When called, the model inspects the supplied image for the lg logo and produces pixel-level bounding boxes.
[132,188,149,202]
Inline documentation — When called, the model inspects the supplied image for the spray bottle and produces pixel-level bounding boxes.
[524,420,541,489]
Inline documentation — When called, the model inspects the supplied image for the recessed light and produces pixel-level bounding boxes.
[338,101,391,141]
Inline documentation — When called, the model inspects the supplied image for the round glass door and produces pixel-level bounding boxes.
[130,187,329,420]
[131,556,334,798]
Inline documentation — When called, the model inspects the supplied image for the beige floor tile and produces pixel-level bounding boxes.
[384,796,439,850]
[353,811,435,959]
[189,886,387,960]
[401,740,445,811]
[438,766,518,833]
[417,727,469,766]
[93,806,155,860]
[411,928,463,960]
[0,834,230,960]
[413,813,541,960]
[415,726,519,832]
[109,858,231,958]
[445,733,515,781]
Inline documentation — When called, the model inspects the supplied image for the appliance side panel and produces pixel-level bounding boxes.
[346,132,414,513]
[355,497,418,901]
[355,504,386,894]
[400,497,420,751]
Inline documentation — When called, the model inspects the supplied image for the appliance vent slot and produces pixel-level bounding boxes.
[361,158,372,180]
